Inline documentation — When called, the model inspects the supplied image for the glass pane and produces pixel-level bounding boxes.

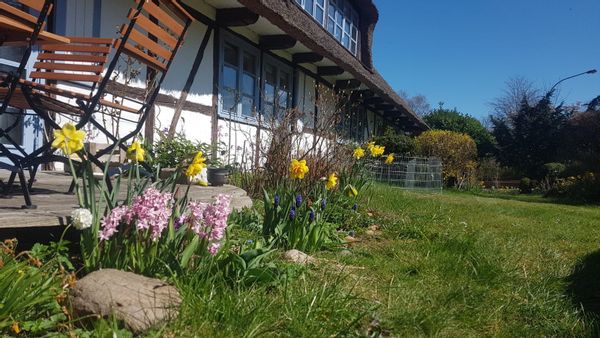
[342,33,350,48]
[223,43,238,65]
[305,0,313,14]
[242,74,255,96]
[264,83,275,103]
[222,90,237,113]
[263,103,274,121]
[241,96,254,117]
[278,89,289,109]
[327,18,335,34]
[265,64,276,85]
[335,25,342,40]
[223,65,237,89]
[315,7,324,24]
[243,52,256,74]
[0,110,23,145]
[350,41,357,54]
[279,71,290,90]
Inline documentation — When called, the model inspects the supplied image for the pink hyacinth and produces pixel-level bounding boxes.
[99,206,130,241]
[181,194,232,255]
[99,187,173,242]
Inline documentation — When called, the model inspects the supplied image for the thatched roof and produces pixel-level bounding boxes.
[237,0,427,131]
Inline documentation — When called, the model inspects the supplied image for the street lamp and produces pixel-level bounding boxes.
[548,69,597,94]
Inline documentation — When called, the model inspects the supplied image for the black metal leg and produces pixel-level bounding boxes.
[17,168,35,209]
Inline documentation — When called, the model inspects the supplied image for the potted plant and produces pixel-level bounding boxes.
[152,132,210,184]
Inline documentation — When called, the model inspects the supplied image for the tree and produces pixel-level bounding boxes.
[415,130,477,187]
[558,98,600,173]
[491,92,572,179]
[423,108,496,157]
[397,90,432,116]
[489,77,540,120]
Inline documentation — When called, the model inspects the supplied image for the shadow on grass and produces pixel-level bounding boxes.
[461,190,599,207]
[566,250,600,333]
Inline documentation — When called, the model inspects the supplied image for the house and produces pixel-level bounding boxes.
[1,0,427,169]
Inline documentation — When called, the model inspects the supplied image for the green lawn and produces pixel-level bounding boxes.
[168,185,600,337]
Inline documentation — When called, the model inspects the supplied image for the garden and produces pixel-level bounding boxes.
[3,110,600,337]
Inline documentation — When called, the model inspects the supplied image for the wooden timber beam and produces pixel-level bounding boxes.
[216,8,259,26]
[292,52,323,64]
[317,66,344,76]
[259,34,296,50]
[375,103,395,111]
[335,79,361,90]
[363,97,384,105]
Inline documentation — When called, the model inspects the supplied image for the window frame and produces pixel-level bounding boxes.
[296,0,360,56]
[260,54,293,123]
[218,32,260,123]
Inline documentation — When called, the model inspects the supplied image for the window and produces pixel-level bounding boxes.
[296,0,359,55]
[261,57,293,122]
[339,105,366,142]
[220,36,259,120]
[0,109,23,146]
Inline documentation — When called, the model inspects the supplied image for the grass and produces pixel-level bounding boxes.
[17,185,599,337]
[151,184,600,337]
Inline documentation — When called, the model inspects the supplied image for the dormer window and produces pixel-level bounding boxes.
[295,0,359,56]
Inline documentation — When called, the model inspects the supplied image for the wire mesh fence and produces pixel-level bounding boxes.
[364,156,443,190]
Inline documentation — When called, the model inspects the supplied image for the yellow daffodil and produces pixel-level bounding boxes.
[126,140,145,162]
[367,141,375,152]
[185,151,206,178]
[345,184,358,197]
[353,147,365,160]
[289,159,309,180]
[370,145,385,157]
[11,321,20,334]
[384,153,394,164]
[51,123,86,155]
[325,172,338,190]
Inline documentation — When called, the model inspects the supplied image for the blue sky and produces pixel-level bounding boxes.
[372,0,600,120]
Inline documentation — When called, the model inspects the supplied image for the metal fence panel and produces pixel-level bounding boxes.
[364,156,443,191]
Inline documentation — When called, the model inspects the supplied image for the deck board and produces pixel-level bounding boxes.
[0,170,252,229]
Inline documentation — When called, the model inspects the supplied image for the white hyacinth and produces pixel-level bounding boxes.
[70,208,93,230]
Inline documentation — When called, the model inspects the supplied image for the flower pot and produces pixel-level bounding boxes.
[207,167,229,186]
[159,168,189,184]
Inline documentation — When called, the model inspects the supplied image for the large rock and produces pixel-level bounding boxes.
[70,269,181,333]
[283,249,317,265]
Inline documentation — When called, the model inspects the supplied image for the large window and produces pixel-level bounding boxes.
[262,57,293,122]
[295,0,359,55]
[220,37,259,121]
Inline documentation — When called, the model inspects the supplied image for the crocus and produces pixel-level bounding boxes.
[70,208,92,230]
[185,151,207,178]
[295,194,303,207]
[126,140,145,162]
[325,172,338,190]
[51,123,85,155]
[353,147,365,159]
[289,159,309,179]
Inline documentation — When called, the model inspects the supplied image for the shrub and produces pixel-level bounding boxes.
[152,131,210,169]
[415,129,477,187]
[545,172,600,202]
[519,177,533,194]
[371,127,416,155]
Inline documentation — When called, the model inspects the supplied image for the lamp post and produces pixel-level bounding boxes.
[548,69,597,94]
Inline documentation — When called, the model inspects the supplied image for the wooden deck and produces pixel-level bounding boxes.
[0,170,252,229]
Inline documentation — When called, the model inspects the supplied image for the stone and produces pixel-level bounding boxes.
[283,249,317,265]
[70,269,181,333]
[345,235,360,243]
[339,249,353,257]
